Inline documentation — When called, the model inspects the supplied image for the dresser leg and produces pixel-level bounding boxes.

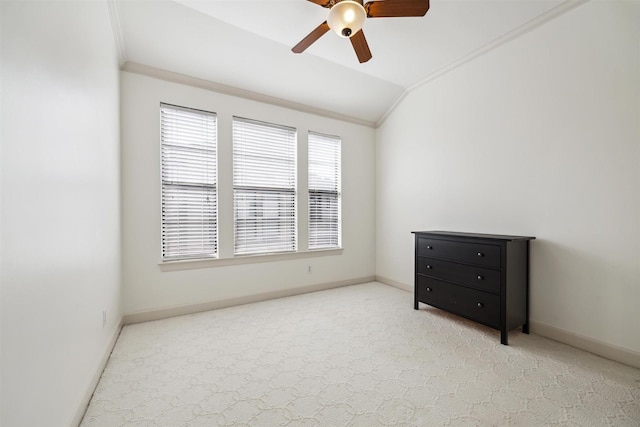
[414,298,419,310]
[500,330,508,345]
[522,323,529,334]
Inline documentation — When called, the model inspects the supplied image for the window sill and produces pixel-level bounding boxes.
[158,248,343,272]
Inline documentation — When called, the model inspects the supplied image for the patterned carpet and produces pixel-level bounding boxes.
[81,282,640,426]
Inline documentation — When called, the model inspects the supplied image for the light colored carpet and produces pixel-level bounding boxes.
[81,282,640,426]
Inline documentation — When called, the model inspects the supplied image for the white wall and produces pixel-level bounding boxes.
[376,1,640,354]
[121,72,376,315]
[0,0,3,415]
[0,2,121,425]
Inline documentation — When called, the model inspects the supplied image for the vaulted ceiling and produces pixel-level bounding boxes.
[112,0,574,126]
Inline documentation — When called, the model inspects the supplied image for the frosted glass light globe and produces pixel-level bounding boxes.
[327,1,366,38]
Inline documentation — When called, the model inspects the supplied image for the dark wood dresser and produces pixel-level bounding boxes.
[412,231,535,345]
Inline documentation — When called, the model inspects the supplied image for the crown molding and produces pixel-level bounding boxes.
[376,0,592,127]
[106,0,126,66]
[121,62,377,129]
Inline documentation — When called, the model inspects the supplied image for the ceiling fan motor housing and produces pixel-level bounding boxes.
[327,0,366,38]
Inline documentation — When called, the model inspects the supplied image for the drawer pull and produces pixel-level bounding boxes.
[477,252,484,257]
[426,287,432,292]
[426,265,432,269]
[477,302,484,308]
[477,275,484,280]
[426,245,433,250]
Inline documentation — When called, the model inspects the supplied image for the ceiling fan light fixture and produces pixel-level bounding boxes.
[327,1,366,38]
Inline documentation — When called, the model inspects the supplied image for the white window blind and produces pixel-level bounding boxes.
[308,131,341,249]
[233,117,297,255]
[161,103,217,261]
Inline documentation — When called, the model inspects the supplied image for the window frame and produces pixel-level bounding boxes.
[308,131,342,250]
[160,103,218,261]
[232,116,298,256]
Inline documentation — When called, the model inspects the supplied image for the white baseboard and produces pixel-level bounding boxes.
[73,277,638,427]
[72,319,123,426]
[530,320,640,369]
[71,277,374,425]
[376,275,412,293]
[375,276,640,369]
[122,276,376,325]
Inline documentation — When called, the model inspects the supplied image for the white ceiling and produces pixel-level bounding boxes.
[114,0,567,125]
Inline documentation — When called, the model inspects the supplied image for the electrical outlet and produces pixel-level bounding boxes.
[102,310,107,328]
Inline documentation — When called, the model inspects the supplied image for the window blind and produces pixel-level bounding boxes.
[233,117,297,255]
[308,131,341,249]
[161,103,217,260]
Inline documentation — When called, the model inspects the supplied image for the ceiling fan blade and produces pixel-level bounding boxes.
[350,30,372,63]
[365,0,429,18]
[306,0,332,7]
[292,21,330,54]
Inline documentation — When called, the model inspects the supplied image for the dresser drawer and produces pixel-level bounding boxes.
[417,257,501,293]
[416,276,500,328]
[417,237,501,268]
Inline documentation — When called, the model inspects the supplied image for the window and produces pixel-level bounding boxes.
[160,104,217,260]
[233,117,297,255]
[308,131,341,249]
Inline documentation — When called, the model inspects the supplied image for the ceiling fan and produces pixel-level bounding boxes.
[292,0,430,63]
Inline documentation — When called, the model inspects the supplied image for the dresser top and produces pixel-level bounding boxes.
[412,230,535,241]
